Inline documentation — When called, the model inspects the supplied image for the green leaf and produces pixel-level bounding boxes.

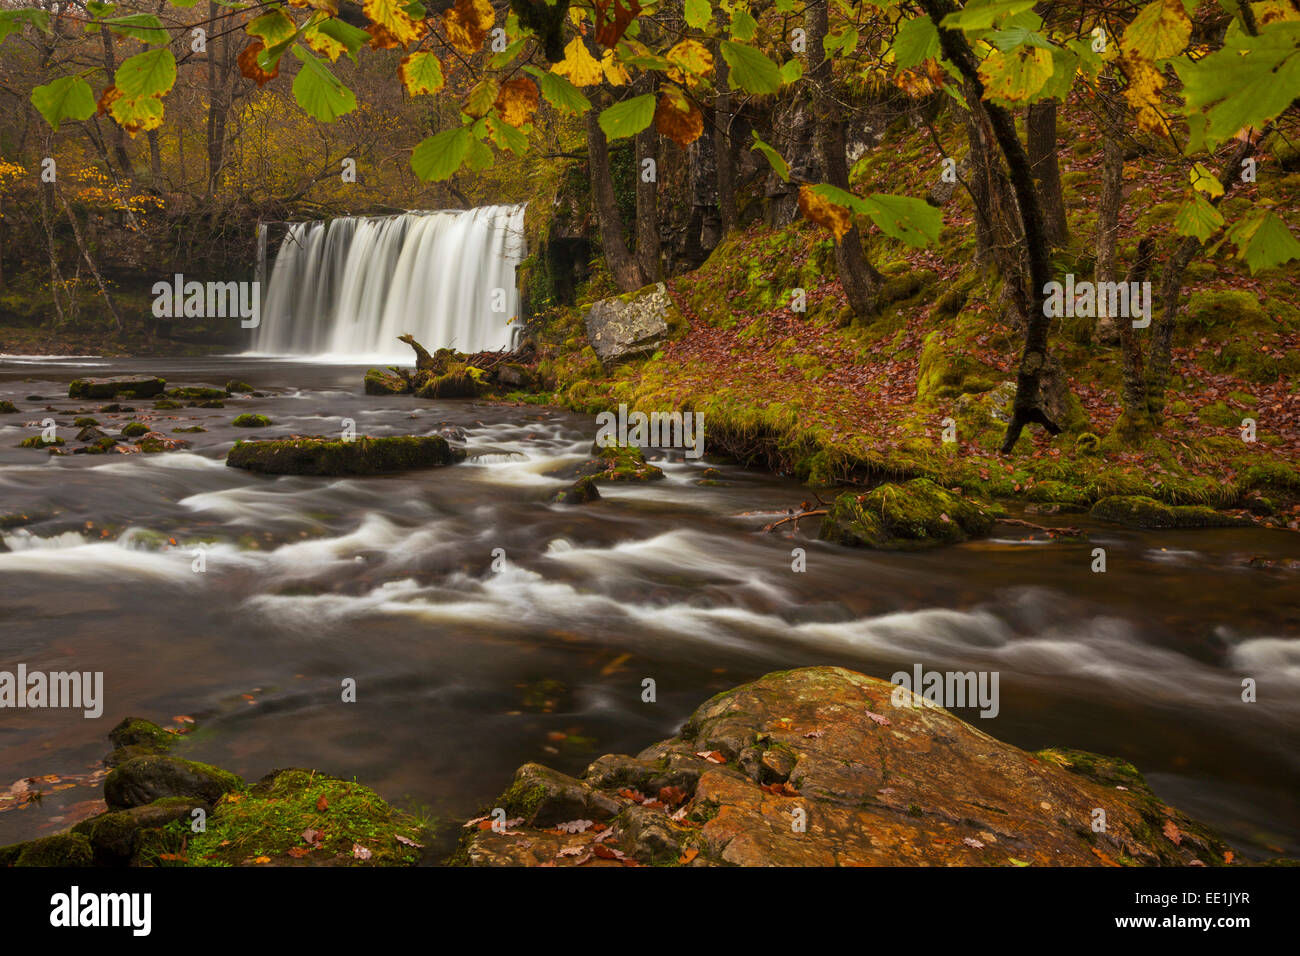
[102,13,169,45]
[939,0,1038,31]
[685,0,711,30]
[730,9,758,42]
[893,16,940,69]
[720,40,781,94]
[487,115,529,154]
[315,18,369,62]
[30,75,96,131]
[522,66,591,115]
[750,131,789,182]
[114,46,177,100]
[489,34,529,69]
[248,9,298,48]
[290,45,356,122]
[1175,22,1300,149]
[0,8,51,44]
[779,58,803,84]
[598,93,656,140]
[1036,45,1078,102]
[977,45,1053,105]
[1226,209,1300,273]
[808,185,942,249]
[465,134,494,172]
[1173,194,1224,242]
[411,125,472,181]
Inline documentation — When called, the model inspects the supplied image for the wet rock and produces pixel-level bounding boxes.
[226,435,465,476]
[415,368,481,399]
[109,717,175,753]
[550,476,602,505]
[820,478,994,549]
[453,667,1235,867]
[1090,495,1253,530]
[120,422,149,438]
[73,799,205,864]
[68,377,166,400]
[232,413,271,428]
[577,444,665,482]
[225,380,254,393]
[0,401,18,414]
[104,755,242,810]
[364,368,407,395]
[496,363,534,389]
[584,282,678,364]
[165,386,227,401]
[438,426,468,442]
[75,426,108,442]
[17,435,63,449]
[0,832,94,867]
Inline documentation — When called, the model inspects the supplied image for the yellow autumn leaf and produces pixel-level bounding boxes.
[364,0,423,47]
[1121,0,1191,62]
[666,39,713,87]
[442,0,494,55]
[304,25,346,62]
[495,76,540,127]
[289,0,338,13]
[602,49,631,86]
[798,185,852,241]
[553,38,605,87]
[399,51,445,96]
[1121,53,1169,135]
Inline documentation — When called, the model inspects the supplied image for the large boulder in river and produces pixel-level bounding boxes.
[584,282,681,364]
[68,376,165,400]
[451,667,1233,867]
[104,755,242,810]
[226,435,465,476]
[1090,495,1252,530]
[820,477,994,550]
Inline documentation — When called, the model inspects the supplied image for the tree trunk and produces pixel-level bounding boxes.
[38,181,67,326]
[806,0,879,316]
[100,25,134,176]
[1114,238,1156,443]
[1094,131,1124,344]
[922,0,1061,453]
[1026,101,1067,247]
[714,37,738,235]
[147,129,163,184]
[57,186,124,334]
[205,2,228,195]
[586,106,646,292]
[633,74,661,282]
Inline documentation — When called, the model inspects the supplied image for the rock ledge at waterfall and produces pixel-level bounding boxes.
[451,666,1236,867]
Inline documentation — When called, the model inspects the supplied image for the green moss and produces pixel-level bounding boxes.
[1090,495,1250,529]
[226,435,465,476]
[225,380,254,393]
[820,478,994,550]
[173,425,206,433]
[152,400,183,410]
[120,422,150,438]
[73,416,99,427]
[166,386,227,400]
[364,368,407,395]
[0,401,19,414]
[10,832,94,867]
[18,435,64,448]
[583,442,666,481]
[232,413,272,428]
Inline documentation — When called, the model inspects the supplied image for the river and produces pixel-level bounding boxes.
[1,356,1297,861]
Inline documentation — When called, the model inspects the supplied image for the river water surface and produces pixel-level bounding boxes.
[1,357,1297,860]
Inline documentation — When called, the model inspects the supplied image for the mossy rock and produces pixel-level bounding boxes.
[226,435,465,476]
[4,832,94,867]
[550,475,602,504]
[820,478,995,550]
[173,425,206,433]
[181,769,425,867]
[104,755,243,810]
[73,416,99,427]
[916,330,1001,400]
[165,386,227,401]
[120,422,150,438]
[415,367,481,399]
[225,380,254,393]
[189,399,226,408]
[579,442,665,481]
[75,426,107,442]
[73,799,204,863]
[364,368,407,395]
[1090,495,1252,530]
[18,435,63,448]
[69,377,166,400]
[0,401,18,414]
[232,413,271,428]
[109,716,176,753]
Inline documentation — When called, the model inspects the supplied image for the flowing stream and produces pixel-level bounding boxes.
[1,356,1298,861]
[251,206,527,361]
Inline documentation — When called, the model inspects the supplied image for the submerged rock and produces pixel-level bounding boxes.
[453,667,1234,867]
[550,475,602,505]
[0,401,18,414]
[226,435,465,476]
[584,281,678,364]
[1090,495,1252,530]
[820,477,994,549]
[68,377,165,400]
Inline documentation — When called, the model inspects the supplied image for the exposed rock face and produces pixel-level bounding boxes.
[1091,495,1253,530]
[820,478,994,550]
[584,282,676,364]
[453,667,1233,867]
[226,436,465,476]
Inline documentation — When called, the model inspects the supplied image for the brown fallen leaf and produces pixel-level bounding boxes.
[287,846,311,859]
[352,844,372,860]
[592,843,625,860]
[301,828,323,846]
[1163,819,1183,845]
[678,847,699,864]
[658,786,688,806]
[316,795,328,812]
[760,782,800,797]
[618,788,645,803]
[395,835,423,848]
[695,751,726,764]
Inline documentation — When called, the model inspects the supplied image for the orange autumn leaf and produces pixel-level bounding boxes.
[798,185,852,241]
[287,846,311,858]
[442,0,494,55]
[594,0,641,48]
[252,855,272,864]
[655,87,703,147]
[97,85,121,116]
[316,794,328,812]
[678,847,699,864]
[494,77,539,128]
[237,41,279,87]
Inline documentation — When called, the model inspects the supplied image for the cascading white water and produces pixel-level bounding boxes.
[250,205,526,361]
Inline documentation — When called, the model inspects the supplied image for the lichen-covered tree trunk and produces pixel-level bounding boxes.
[806,0,879,317]
[1026,101,1068,248]
[714,36,739,235]
[633,74,662,282]
[1094,131,1125,343]
[586,106,646,293]
[1114,238,1155,443]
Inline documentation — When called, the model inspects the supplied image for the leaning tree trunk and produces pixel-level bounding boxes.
[806,0,879,316]
[714,33,739,235]
[922,0,1060,453]
[57,186,124,334]
[1114,238,1156,443]
[1026,101,1068,247]
[586,105,647,293]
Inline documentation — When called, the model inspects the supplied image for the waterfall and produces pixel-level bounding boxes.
[250,205,527,361]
